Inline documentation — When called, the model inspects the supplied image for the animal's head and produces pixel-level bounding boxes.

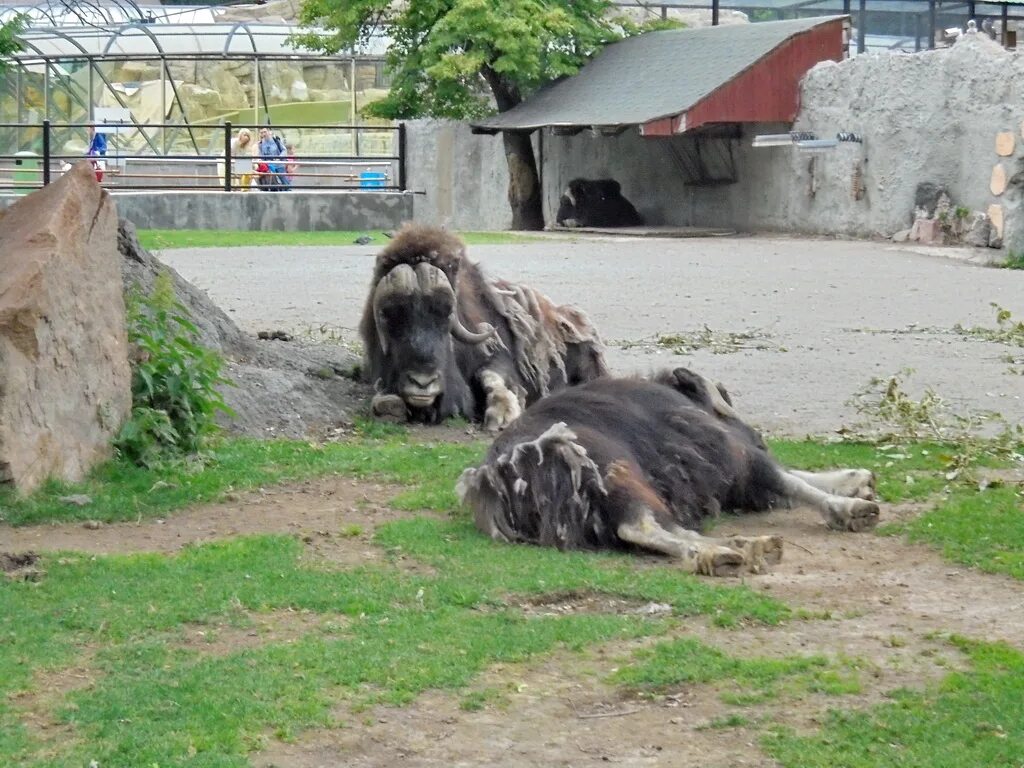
[362,224,495,417]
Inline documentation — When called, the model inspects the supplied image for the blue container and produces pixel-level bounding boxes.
[359,170,387,189]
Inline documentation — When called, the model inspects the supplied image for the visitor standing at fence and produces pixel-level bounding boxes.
[257,127,289,191]
[231,128,256,189]
[86,124,107,183]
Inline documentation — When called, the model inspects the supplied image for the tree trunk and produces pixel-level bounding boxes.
[503,131,545,231]
[482,65,545,231]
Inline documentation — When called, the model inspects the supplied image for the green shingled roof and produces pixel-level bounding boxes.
[471,16,845,133]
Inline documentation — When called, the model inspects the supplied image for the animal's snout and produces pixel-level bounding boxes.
[408,371,440,389]
[402,370,443,407]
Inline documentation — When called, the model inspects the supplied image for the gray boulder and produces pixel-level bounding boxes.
[0,162,132,494]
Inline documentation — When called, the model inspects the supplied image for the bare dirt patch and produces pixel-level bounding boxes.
[175,609,348,657]
[9,650,97,755]
[0,475,414,559]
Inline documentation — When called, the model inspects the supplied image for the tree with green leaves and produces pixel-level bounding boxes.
[294,0,633,230]
[0,16,25,70]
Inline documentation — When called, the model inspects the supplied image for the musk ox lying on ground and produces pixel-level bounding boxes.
[360,225,608,430]
[555,178,644,229]
[458,368,880,576]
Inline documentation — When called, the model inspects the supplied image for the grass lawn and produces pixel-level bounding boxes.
[137,229,544,251]
[1,432,1022,766]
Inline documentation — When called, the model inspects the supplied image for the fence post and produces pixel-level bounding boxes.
[42,119,51,186]
[398,122,406,191]
[224,121,233,192]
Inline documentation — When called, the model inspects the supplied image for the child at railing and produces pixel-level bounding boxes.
[86,124,107,183]
[285,143,298,188]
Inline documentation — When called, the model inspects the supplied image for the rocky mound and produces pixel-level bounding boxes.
[118,220,371,439]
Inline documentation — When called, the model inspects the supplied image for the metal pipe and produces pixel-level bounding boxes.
[929,0,937,49]
[224,120,233,191]
[858,0,867,53]
[397,122,406,191]
[42,119,51,184]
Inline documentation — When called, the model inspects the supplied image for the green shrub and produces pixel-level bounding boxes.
[115,273,234,467]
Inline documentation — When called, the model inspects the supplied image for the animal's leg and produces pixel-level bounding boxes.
[788,468,876,500]
[605,460,756,576]
[479,369,523,432]
[778,472,880,532]
[371,393,407,421]
[617,511,749,576]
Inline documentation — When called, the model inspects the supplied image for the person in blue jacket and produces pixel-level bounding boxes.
[86,123,107,182]
[257,126,290,191]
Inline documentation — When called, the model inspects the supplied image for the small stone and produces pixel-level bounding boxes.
[83,520,101,530]
[59,494,93,507]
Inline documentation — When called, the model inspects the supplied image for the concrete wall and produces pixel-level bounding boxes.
[0,190,414,231]
[405,119,519,230]
[405,35,1023,254]
[542,35,1023,250]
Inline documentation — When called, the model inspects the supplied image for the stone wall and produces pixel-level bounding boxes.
[405,119,522,231]
[0,190,415,232]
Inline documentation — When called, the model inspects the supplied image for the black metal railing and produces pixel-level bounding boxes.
[0,121,407,193]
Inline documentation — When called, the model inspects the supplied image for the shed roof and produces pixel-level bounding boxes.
[471,16,846,134]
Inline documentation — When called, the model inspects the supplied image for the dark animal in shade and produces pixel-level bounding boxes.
[359,224,608,430]
[458,368,880,576]
[556,178,644,228]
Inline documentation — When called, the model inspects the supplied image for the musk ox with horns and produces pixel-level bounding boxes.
[458,368,880,576]
[360,224,608,430]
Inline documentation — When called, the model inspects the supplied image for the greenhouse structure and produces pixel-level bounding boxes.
[0,1,397,188]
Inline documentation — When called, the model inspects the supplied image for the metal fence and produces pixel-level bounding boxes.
[0,120,406,192]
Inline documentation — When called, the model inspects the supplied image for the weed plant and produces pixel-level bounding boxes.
[115,273,234,468]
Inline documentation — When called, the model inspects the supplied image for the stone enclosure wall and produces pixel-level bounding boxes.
[406,34,1024,253]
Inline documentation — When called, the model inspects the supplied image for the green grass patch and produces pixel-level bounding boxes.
[1001,251,1024,270]
[763,638,1024,767]
[612,636,859,705]
[0,524,787,766]
[893,485,1024,579]
[137,229,542,250]
[0,430,485,526]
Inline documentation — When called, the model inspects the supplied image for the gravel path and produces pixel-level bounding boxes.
[161,235,1024,437]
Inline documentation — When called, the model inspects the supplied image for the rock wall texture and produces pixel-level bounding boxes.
[0,162,132,494]
[542,33,1024,248]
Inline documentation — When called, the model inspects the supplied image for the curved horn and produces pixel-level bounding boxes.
[372,264,418,355]
[413,263,497,346]
[449,315,496,344]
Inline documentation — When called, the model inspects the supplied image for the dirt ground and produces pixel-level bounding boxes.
[159,233,1024,437]
[6,469,1024,767]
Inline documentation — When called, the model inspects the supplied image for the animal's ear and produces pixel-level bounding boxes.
[668,367,706,401]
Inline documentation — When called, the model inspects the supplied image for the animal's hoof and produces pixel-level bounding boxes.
[726,534,784,567]
[826,498,880,532]
[371,394,407,421]
[698,546,746,578]
[483,395,522,432]
[841,469,877,500]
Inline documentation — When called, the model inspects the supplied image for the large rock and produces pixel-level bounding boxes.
[0,162,132,494]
